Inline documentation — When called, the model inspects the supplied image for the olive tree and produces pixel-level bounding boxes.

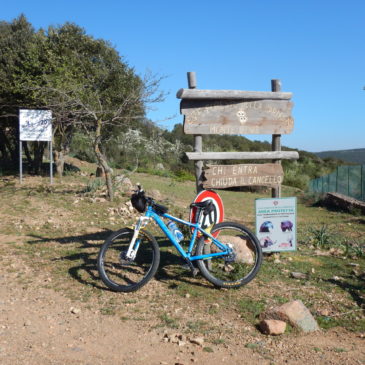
[0,16,165,199]
[39,23,165,199]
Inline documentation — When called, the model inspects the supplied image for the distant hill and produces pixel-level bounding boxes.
[314,148,365,165]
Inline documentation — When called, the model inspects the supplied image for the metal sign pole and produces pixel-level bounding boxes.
[19,140,23,183]
[50,140,53,184]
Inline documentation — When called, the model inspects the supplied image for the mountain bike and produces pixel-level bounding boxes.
[97,186,262,292]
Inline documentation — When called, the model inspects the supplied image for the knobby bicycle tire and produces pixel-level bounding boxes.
[97,228,160,292]
[196,222,262,288]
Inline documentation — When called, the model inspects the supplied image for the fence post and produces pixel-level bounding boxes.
[360,165,365,201]
[271,79,281,198]
[347,165,350,197]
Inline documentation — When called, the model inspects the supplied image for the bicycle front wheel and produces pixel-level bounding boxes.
[97,228,160,292]
[196,222,262,289]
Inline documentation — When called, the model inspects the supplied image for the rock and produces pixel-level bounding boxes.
[149,189,162,201]
[259,319,286,335]
[156,163,165,170]
[190,337,204,346]
[348,263,360,267]
[70,307,81,315]
[23,320,32,327]
[317,308,330,316]
[211,235,254,264]
[290,272,307,280]
[314,250,330,256]
[95,197,107,203]
[95,166,104,178]
[322,192,365,215]
[165,333,186,345]
[125,201,134,212]
[115,175,133,193]
[261,300,319,332]
[329,247,344,256]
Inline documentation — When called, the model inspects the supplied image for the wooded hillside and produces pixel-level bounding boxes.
[0,15,348,193]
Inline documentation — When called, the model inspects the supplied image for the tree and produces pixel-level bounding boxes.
[0,15,38,169]
[0,16,165,199]
[36,23,165,199]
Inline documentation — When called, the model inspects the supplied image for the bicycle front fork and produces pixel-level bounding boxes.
[125,216,150,260]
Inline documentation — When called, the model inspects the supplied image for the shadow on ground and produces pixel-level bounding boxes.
[27,232,212,291]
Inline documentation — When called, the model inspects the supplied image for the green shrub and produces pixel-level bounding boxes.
[308,224,333,248]
[84,178,105,193]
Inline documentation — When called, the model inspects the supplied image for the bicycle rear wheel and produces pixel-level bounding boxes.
[97,228,160,292]
[196,222,262,288]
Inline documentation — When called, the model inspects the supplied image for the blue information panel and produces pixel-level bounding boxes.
[255,197,297,252]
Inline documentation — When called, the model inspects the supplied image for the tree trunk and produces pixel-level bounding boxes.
[23,141,33,169]
[54,150,65,177]
[94,120,114,201]
[33,142,45,175]
[0,128,10,160]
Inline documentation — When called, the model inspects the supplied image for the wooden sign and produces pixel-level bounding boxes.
[181,99,294,135]
[177,88,292,100]
[203,163,284,189]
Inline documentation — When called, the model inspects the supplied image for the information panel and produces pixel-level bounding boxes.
[255,197,296,252]
[19,109,52,141]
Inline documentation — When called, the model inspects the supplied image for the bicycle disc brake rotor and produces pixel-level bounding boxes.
[119,251,135,265]
[224,243,236,263]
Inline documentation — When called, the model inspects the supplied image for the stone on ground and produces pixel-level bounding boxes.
[212,235,254,264]
[259,319,286,335]
[261,300,319,332]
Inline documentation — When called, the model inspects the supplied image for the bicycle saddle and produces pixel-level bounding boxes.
[190,199,213,210]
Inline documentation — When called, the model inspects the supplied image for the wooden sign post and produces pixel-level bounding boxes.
[187,72,204,192]
[177,73,299,195]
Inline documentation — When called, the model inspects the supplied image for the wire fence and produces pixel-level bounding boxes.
[308,165,365,202]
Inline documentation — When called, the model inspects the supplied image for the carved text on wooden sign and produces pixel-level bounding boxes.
[181,99,294,135]
[203,163,284,189]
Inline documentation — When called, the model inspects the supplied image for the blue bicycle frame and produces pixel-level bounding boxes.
[144,205,231,261]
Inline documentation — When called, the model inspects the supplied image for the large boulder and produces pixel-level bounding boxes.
[260,300,319,333]
[211,235,254,264]
[114,175,133,193]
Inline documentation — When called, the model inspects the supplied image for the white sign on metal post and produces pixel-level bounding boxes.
[19,109,53,183]
[19,109,52,141]
[255,197,297,252]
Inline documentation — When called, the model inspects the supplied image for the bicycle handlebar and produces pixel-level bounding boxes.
[132,185,212,217]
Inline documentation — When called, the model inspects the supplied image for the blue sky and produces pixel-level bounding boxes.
[2,0,364,152]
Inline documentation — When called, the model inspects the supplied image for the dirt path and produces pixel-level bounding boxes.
[0,236,260,365]
[0,234,364,365]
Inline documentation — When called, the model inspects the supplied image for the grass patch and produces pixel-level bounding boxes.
[187,320,208,333]
[237,297,266,322]
[159,313,180,329]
